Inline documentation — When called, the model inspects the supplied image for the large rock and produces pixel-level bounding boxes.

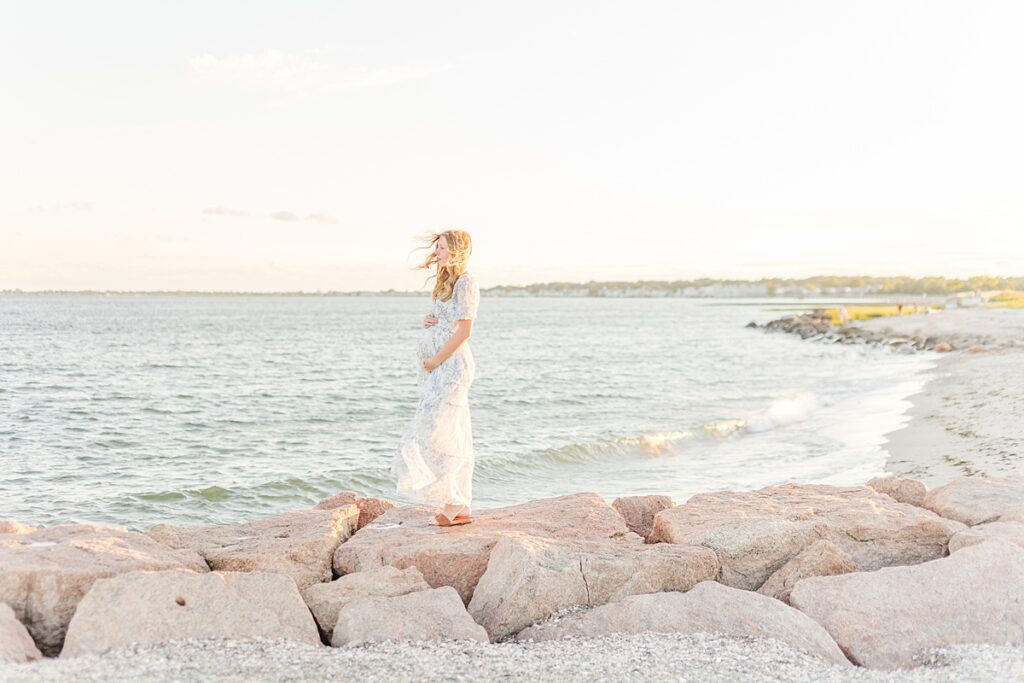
[611,495,674,539]
[149,506,359,590]
[468,535,719,640]
[789,540,1024,670]
[302,566,430,635]
[516,582,849,666]
[331,586,488,646]
[648,483,963,590]
[867,475,928,507]
[61,570,320,657]
[315,491,399,530]
[0,524,208,656]
[0,602,41,664]
[757,540,855,604]
[923,475,1024,526]
[948,521,1024,553]
[334,493,637,604]
[0,521,35,535]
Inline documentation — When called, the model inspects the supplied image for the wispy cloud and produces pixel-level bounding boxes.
[188,49,450,95]
[189,49,327,87]
[272,210,339,224]
[322,64,452,91]
[203,206,249,218]
[305,212,338,224]
[35,201,94,212]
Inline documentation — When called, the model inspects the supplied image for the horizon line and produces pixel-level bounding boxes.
[3,273,1022,296]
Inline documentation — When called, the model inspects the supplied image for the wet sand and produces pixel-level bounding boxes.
[861,308,1024,485]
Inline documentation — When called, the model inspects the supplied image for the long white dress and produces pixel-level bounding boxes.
[392,272,480,511]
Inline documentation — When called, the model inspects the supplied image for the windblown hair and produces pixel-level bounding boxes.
[415,229,473,301]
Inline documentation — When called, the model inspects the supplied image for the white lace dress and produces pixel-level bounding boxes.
[392,272,480,511]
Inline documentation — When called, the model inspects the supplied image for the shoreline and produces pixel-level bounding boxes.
[857,309,1024,484]
[754,306,1024,484]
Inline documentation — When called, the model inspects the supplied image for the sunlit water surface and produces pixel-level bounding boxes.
[0,295,933,528]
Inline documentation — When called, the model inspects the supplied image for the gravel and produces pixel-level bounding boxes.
[1,634,1021,683]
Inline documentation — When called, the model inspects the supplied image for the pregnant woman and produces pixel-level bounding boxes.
[392,229,480,526]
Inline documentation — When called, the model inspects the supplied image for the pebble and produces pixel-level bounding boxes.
[1,634,1021,683]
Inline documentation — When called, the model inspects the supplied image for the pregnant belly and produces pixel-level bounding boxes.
[417,325,444,360]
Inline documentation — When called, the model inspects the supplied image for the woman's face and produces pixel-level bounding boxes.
[434,235,450,267]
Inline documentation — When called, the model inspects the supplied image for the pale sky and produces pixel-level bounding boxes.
[2,1,1023,291]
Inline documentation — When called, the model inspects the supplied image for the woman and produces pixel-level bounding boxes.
[392,229,480,526]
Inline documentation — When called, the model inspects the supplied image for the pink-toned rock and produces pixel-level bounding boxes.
[149,506,359,590]
[967,345,987,353]
[302,566,430,635]
[867,475,928,508]
[315,491,399,530]
[331,587,488,645]
[0,602,41,664]
[948,521,1024,553]
[611,495,675,540]
[333,493,638,604]
[648,483,963,591]
[790,540,1024,670]
[61,570,320,657]
[0,521,35,535]
[923,475,1024,526]
[757,540,856,604]
[934,342,953,352]
[516,582,849,666]
[0,524,207,656]
[467,535,719,639]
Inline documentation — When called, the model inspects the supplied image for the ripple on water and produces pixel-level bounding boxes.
[1,295,939,528]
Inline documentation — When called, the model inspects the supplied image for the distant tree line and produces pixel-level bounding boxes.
[484,275,1024,296]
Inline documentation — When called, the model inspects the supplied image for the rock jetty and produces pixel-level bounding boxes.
[2,475,1023,671]
[748,310,993,352]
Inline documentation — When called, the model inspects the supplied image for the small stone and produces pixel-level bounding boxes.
[315,491,399,530]
[611,495,675,540]
[867,475,928,507]
[0,522,34,535]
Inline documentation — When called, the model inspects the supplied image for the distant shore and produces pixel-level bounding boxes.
[3,274,1021,298]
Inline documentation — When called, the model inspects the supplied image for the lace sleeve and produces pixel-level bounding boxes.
[452,273,480,321]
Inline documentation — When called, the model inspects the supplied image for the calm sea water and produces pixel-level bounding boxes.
[1,295,933,529]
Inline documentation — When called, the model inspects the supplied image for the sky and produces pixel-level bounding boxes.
[2,1,1023,291]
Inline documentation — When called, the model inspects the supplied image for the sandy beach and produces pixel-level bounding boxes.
[864,308,1024,485]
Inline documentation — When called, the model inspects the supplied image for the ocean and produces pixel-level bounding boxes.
[0,295,934,529]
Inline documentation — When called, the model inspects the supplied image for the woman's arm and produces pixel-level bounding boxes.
[424,320,473,372]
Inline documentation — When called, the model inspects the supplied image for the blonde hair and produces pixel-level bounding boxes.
[415,229,473,301]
